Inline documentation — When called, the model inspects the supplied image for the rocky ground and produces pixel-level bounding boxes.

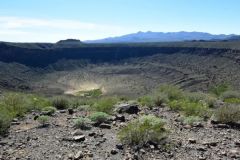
[0,104,240,160]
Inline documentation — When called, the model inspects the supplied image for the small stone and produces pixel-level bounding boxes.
[116,143,123,150]
[184,125,192,129]
[68,153,74,159]
[202,141,218,147]
[68,108,74,115]
[214,124,229,128]
[72,130,84,136]
[198,156,206,160]
[228,149,239,158]
[150,145,155,149]
[59,110,66,113]
[74,151,83,160]
[99,123,111,129]
[114,114,125,122]
[88,132,96,137]
[197,146,207,152]
[235,141,240,147]
[110,149,118,155]
[73,135,85,142]
[188,138,197,144]
[139,149,146,154]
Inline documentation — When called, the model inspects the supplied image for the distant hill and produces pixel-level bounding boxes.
[226,35,240,41]
[86,31,236,43]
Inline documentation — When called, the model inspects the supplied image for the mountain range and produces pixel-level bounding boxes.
[86,31,237,43]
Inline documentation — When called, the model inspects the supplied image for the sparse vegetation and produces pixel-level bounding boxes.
[52,97,69,110]
[209,83,231,97]
[88,112,110,124]
[158,84,183,101]
[182,116,203,125]
[118,115,168,146]
[214,104,240,123]
[186,92,216,108]
[37,115,50,127]
[76,89,102,97]
[74,117,92,130]
[220,90,240,104]
[138,96,155,108]
[92,97,118,114]
[0,107,12,135]
[42,106,57,116]
[169,99,210,118]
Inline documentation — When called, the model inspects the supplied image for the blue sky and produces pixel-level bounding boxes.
[0,0,239,42]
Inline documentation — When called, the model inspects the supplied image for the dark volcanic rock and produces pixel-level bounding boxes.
[116,103,140,114]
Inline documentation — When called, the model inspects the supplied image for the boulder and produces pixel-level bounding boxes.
[99,123,111,129]
[115,103,140,114]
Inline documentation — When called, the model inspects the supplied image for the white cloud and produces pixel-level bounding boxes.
[0,16,133,42]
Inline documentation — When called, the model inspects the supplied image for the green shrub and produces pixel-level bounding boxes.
[182,116,203,125]
[138,96,154,108]
[168,100,183,111]
[221,91,240,104]
[224,98,240,104]
[186,92,216,108]
[93,97,118,114]
[74,117,92,130]
[221,90,240,100]
[158,84,183,101]
[37,115,49,126]
[214,104,240,123]
[42,106,57,115]
[1,93,26,117]
[76,89,102,97]
[209,83,231,97]
[0,107,12,135]
[77,105,90,111]
[88,112,110,124]
[52,97,69,110]
[27,95,51,111]
[118,115,167,146]
[181,100,210,118]
[168,99,210,118]
[138,92,168,108]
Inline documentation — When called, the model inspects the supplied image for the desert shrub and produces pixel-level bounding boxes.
[118,115,168,146]
[52,97,69,110]
[42,106,57,115]
[27,95,51,111]
[152,92,169,106]
[70,98,96,109]
[138,92,168,108]
[209,83,231,97]
[77,105,90,111]
[186,92,216,108]
[0,107,12,135]
[93,97,118,114]
[74,117,92,130]
[221,91,240,104]
[181,100,210,118]
[168,99,210,118]
[158,84,183,101]
[224,98,240,104]
[221,90,240,99]
[0,93,26,117]
[37,115,49,127]
[182,116,203,125]
[168,100,183,111]
[214,104,240,123]
[88,112,110,124]
[138,96,154,108]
